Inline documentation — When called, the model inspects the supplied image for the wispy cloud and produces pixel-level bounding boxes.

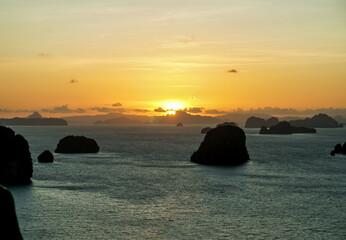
[42,105,85,113]
[90,107,125,113]
[204,109,229,115]
[38,52,52,57]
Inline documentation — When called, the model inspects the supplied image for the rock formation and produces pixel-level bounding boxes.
[245,116,266,128]
[38,150,54,163]
[176,122,183,127]
[290,113,339,128]
[0,126,32,185]
[191,125,250,165]
[259,121,316,134]
[55,136,100,153]
[201,127,213,134]
[330,142,346,156]
[0,185,23,239]
[216,122,238,127]
[265,117,279,128]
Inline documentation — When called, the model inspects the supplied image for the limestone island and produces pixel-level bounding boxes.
[0,126,33,185]
[176,122,183,127]
[55,136,100,153]
[245,116,279,128]
[38,150,54,163]
[191,125,250,165]
[259,121,316,134]
[330,142,346,156]
[289,113,341,128]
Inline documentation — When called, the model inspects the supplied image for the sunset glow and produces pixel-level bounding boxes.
[0,1,345,118]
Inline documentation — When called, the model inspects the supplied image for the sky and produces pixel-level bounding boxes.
[1,0,346,117]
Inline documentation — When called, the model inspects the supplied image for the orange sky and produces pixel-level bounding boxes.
[1,0,346,117]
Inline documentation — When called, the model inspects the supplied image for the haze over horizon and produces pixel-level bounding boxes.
[1,0,345,118]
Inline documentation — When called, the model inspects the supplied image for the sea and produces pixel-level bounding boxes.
[6,124,346,240]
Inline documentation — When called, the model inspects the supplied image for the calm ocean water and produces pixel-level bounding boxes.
[7,124,346,240]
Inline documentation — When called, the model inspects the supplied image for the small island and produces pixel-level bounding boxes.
[191,125,250,165]
[55,136,100,153]
[330,142,346,156]
[38,150,54,163]
[259,121,316,134]
[176,122,183,127]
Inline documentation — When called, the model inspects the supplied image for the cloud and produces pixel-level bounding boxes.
[90,107,125,113]
[112,103,122,107]
[184,107,204,113]
[70,79,78,84]
[178,36,196,44]
[42,105,86,113]
[227,69,238,73]
[204,109,229,115]
[154,107,167,112]
[0,108,12,113]
[132,109,150,113]
[38,52,51,57]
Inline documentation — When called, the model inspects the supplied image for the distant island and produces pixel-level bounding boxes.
[94,117,142,124]
[245,116,279,128]
[0,112,67,126]
[289,113,341,128]
[259,121,316,134]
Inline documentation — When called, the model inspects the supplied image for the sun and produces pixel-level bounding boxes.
[163,102,184,111]
[167,110,176,115]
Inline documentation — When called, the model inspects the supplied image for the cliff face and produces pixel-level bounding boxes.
[290,113,339,128]
[0,126,33,185]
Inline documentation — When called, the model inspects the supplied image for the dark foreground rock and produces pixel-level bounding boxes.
[0,126,32,185]
[191,125,250,165]
[38,150,54,163]
[55,136,100,153]
[259,121,316,134]
[216,122,238,127]
[330,142,346,156]
[0,185,23,239]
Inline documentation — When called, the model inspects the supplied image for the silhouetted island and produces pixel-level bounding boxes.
[259,121,316,134]
[55,136,100,153]
[191,125,250,165]
[38,150,54,163]
[290,113,340,128]
[0,185,23,239]
[176,122,183,127]
[245,116,279,128]
[330,142,346,156]
[94,117,142,124]
[245,116,266,128]
[0,126,32,185]
[0,112,67,126]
